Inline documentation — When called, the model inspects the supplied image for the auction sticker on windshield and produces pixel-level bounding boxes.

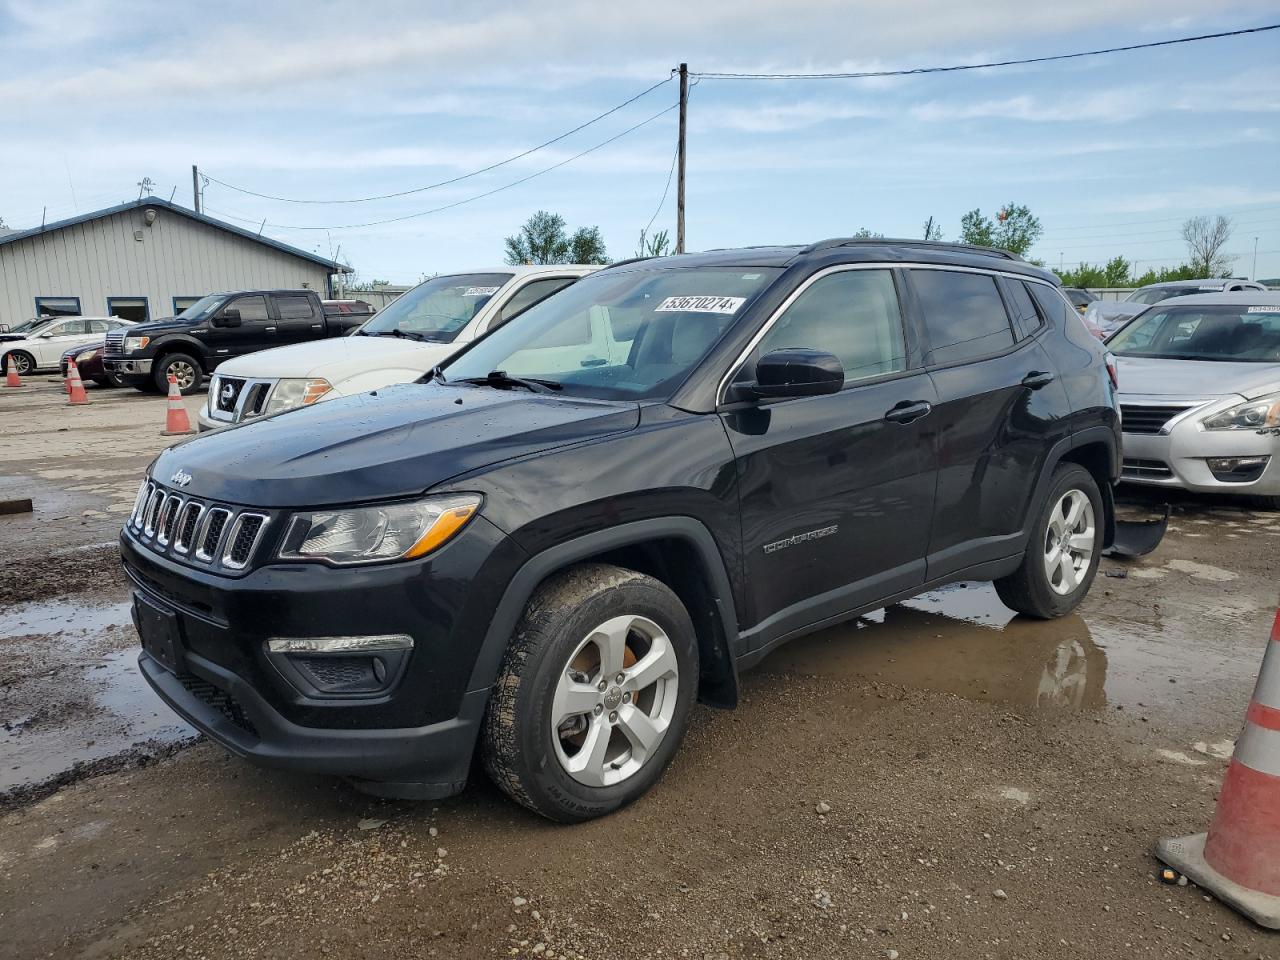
[464,287,500,297]
[1248,306,1280,313]
[654,296,746,314]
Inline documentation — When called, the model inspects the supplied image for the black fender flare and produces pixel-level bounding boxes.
[464,516,741,705]
[1030,425,1120,549]
[150,336,210,369]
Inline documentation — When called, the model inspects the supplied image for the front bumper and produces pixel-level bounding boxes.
[122,513,525,789]
[104,357,153,375]
[1120,400,1280,496]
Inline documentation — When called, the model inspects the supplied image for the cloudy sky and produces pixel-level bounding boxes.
[3,0,1278,283]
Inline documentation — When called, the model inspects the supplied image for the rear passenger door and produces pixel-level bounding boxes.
[907,268,1071,580]
[722,267,938,649]
[272,294,324,347]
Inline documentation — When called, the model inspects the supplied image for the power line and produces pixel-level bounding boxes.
[1039,204,1280,235]
[1055,248,1280,269]
[203,76,672,205]
[205,102,678,231]
[691,23,1280,80]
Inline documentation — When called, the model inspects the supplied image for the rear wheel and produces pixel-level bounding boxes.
[153,352,202,395]
[995,463,1103,619]
[482,563,699,822]
[2,350,35,376]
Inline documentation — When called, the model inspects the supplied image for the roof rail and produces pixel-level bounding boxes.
[594,255,657,273]
[799,237,1025,262]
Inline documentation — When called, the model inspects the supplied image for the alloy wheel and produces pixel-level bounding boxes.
[1043,488,1096,596]
[551,614,679,787]
[168,360,197,390]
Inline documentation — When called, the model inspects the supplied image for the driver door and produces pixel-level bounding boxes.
[720,267,938,650]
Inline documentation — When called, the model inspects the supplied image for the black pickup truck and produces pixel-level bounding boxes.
[104,289,362,395]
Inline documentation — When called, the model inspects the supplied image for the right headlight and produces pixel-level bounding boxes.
[277,494,481,565]
[124,336,150,352]
[1201,393,1280,431]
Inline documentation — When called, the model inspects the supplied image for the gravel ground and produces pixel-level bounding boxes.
[2,382,1279,960]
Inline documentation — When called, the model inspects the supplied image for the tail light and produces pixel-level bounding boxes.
[1104,353,1119,392]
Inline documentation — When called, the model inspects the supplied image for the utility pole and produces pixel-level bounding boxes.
[192,165,202,214]
[1254,237,1260,280]
[676,63,688,254]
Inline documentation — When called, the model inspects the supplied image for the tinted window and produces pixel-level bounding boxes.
[911,270,1014,364]
[227,295,269,322]
[1029,283,1076,330]
[1003,279,1042,339]
[492,277,577,330]
[747,269,906,385]
[275,296,316,320]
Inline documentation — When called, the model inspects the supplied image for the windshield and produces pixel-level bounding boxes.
[7,317,56,335]
[358,273,513,342]
[176,294,225,321]
[1108,304,1280,362]
[443,266,784,400]
[1126,284,1224,305]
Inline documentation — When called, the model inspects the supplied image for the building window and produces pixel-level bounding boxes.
[107,297,150,324]
[34,296,81,318]
[173,296,202,314]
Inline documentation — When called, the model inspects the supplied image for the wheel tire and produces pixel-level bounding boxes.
[482,563,699,822]
[153,352,202,395]
[95,370,126,388]
[995,463,1103,619]
[2,350,35,376]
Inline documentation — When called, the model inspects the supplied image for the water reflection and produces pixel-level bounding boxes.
[757,584,1107,710]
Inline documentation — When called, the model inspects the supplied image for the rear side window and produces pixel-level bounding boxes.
[275,296,316,320]
[1028,283,1076,331]
[910,270,1015,364]
[1002,279,1043,340]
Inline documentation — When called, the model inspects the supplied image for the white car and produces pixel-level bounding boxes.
[1086,278,1268,337]
[1111,292,1280,504]
[0,316,134,374]
[198,265,599,430]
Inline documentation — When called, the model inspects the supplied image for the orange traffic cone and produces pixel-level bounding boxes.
[4,355,23,388]
[1157,608,1280,927]
[66,358,90,405]
[161,374,195,436]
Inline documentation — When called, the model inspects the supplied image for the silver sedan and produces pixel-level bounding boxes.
[1109,292,1280,505]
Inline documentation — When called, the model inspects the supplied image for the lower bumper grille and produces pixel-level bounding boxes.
[177,672,258,736]
[1122,458,1173,480]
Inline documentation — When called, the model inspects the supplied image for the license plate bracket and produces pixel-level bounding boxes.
[134,593,184,673]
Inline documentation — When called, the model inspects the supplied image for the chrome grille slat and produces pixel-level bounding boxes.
[222,513,268,569]
[157,495,182,545]
[173,502,203,554]
[143,488,165,538]
[196,508,232,562]
[129,480,270,571]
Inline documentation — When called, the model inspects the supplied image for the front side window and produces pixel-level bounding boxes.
[1108,304,1280,362]
[359,273,513,342]
[227,295,269,322]
[444,266,783,400]
[911,270,1015,365]
[49,319,89,336]
[742,269,906,386]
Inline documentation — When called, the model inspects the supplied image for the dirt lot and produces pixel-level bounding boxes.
[3,378,1279,960]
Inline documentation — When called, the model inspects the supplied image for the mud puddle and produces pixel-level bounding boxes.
[758,581,1261,724]
[0,597,194,800]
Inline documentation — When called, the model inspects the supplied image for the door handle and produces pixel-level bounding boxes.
[264,326,277,333]
[884,400,932,424]
[1022,370,1055,390]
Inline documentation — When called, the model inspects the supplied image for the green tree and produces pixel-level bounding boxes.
[504,210,570,265]
[504,211,610,265]
[959,203,1042,256]
[636,228,671,258]
[569,225,610,265]
[851,227,883,239]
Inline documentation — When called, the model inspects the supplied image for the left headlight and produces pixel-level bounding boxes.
[278,494,481,565]
[123,336,150,352]
[76,348,99,363]
[1201,393,1280,431]
[263,378,333,415]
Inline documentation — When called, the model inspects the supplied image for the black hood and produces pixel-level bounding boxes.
[127,315,183,334]
[151,383,640,507]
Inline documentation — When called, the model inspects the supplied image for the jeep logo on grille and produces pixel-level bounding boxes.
[171,469,193,487]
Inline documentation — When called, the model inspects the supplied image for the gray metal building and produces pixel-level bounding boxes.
[0,198,347,327]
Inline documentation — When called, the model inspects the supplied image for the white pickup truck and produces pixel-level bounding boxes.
[198,265,599,431]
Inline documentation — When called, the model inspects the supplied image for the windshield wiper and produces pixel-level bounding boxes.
[456,370,562,394]
[365,328,428,342]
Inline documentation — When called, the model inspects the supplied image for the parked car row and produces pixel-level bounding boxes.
[124,238,1125,821]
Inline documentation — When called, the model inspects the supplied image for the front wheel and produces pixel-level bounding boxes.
[2,350,35,376]
[482,563,699,822]
[995,463,1103,619]
[153,353,203,395]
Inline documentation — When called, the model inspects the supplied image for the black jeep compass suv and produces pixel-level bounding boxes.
[122,239,1121,821]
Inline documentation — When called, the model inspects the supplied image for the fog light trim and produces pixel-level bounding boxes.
[267,634,413,654]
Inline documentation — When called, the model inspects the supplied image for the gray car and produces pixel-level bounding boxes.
[1086,278,1268,337]
[1109,292,1280,504]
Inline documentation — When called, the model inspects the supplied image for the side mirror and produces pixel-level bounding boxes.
[214,307,242,328]
[751,348,844,399]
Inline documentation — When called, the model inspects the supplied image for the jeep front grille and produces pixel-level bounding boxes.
[126,479,272,573]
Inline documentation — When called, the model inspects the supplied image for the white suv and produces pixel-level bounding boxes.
[1,316,133,374]
[198,265,598,431]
